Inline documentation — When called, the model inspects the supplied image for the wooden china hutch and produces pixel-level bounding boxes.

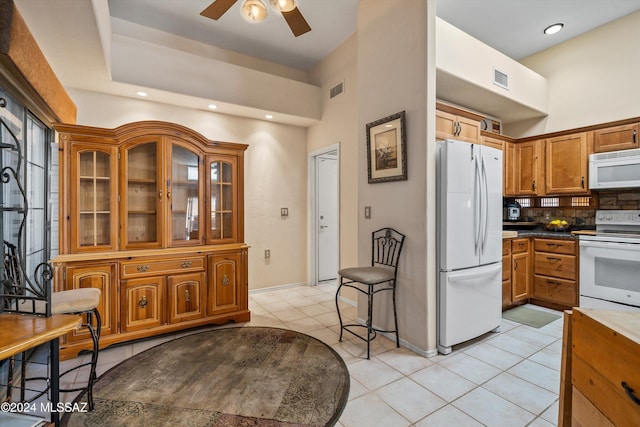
[52,121,249,359]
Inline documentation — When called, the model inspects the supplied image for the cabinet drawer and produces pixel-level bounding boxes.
[512,238,529,254]
[534,252,576,280]
[122,256,205,278]
[572,309,640,427]
[534,238,576,255]
[533,275,576,306]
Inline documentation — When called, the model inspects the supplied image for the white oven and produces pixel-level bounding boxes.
[579,210,640,311]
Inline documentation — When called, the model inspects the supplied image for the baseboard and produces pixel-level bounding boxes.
[353,318,436,358]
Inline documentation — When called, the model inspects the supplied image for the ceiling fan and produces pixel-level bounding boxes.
[200,0,312,37]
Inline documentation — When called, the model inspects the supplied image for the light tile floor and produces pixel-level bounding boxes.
[50,282,564,426]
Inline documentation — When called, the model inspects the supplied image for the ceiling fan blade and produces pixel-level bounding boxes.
[282,7,311,37]
[200,0,238,20]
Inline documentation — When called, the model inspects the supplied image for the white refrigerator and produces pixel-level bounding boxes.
[436,139,503,354]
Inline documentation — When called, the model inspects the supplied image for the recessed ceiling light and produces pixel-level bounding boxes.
[208,104,218,110]
[136,91,148,97]
[544,23,564,35]
[265,114,273,119]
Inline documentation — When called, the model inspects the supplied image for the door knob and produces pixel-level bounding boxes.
[320,225,329,229]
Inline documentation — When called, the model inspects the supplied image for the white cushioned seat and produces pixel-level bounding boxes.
[51,288,101,313]
[338,267,394,284]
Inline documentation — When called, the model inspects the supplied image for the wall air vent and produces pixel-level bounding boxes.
[493,68,509,90]
[329,81,344,99]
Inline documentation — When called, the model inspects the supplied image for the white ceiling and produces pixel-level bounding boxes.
[436,0,640,60]
[104,0,640,69]
[107,0,359,71]
[13,0,640,125]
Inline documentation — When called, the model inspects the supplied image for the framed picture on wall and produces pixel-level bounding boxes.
[366,111,407,183]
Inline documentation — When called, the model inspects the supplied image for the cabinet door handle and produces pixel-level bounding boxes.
[622,382,640,406]
[184,289,191,302]
[138,295,148,308]
[137,265,149,272]
[181,261,192,268]
[159,190,163,199]
[514,260,518,270]
[532,180,536,190]
[167,191,171,199]
[547,280,561,286]
[222,274,229,286]
[581,176,585,188]
[633,129,637,144]
[547,257,561,262]
[547,243,560,247]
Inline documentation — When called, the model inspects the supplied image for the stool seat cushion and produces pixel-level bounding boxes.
[51,288,101,314]
[338,267,394,285]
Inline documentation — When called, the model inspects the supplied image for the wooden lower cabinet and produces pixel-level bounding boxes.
[121,276,165,332]
[532,238,578,309]
[565,309,640,426]
[53,245,249,359]
[208,253,242,316]
[62,263,118,342]
[511,238,531,304]
[502,240,512,309]
[168,272,206,323]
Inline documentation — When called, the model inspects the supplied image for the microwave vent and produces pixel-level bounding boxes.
[590,147,640,160]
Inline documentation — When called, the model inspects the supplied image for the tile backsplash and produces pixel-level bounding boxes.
[520,190,640,226]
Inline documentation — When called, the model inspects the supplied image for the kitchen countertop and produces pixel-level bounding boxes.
[502,227,595,239]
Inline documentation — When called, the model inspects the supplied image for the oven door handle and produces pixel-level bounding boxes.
[580,240,640,250]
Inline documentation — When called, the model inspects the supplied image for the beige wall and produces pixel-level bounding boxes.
[67,88,308,291]
[308,34,359,299]
[356,0,433,355]
[512,10,640,137]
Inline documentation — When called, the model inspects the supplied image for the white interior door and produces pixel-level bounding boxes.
[317,153,338,282]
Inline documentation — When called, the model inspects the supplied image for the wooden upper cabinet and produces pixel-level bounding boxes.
[481,135,504,152]
[121,137,164,250]
[206,155,241,245]
[167,140,204,246]
[593,123,639,153]
[436,108,482,143]
[504,142,516,196]
[69,143,118,253]
[55,121,248,254]
[516,140,544,196]
[545,132,590,195]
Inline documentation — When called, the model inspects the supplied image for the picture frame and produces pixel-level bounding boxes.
[366,111,407,183]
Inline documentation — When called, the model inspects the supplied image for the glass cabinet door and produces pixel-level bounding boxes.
[123,139,162,249]
[169,142,202,245]
[71,145,117,252]
[206,155,237,243]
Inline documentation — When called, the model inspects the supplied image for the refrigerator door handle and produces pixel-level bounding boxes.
[473,155,481,254]
[447,263,502,282]
[481,154,489,253]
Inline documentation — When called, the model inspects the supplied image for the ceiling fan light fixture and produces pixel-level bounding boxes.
[241,0,268,22]
[269,0,296,13]
[544,22,564,35]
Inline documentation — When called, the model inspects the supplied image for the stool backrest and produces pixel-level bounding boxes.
[371,228,405,276]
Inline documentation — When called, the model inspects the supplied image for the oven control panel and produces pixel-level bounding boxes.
[596,210,640,226]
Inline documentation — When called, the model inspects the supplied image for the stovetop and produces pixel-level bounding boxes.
[580,210,640,243]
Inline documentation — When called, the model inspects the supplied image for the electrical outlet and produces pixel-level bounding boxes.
[281,208,288,217]
[264,249,270,259]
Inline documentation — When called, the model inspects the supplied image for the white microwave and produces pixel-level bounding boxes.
[589,148,640,190]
